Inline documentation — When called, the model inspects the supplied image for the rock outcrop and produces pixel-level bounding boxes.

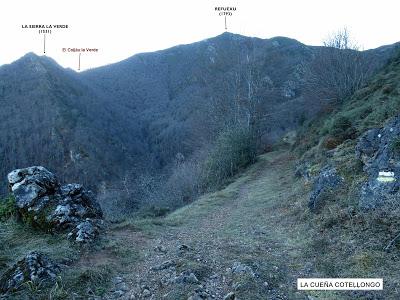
[0,251,59,294]
[7,166,103,243]
[8,166,59,211]
[308,166,343,211]
[356,116,400,209]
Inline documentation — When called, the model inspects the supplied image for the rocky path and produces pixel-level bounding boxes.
[103,152,313,300]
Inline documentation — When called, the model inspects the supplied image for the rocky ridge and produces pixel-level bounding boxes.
[7,166,103,242]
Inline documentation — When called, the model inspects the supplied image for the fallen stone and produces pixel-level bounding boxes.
[112,276,124,285]
[0,251,59,293]
[142,288,151,297]
[151,260,175,271]
[178,244,190,251]
[113,290,125,297]
[223,292,236,300]
[231,262,255,277]
[172,271,199,284]
[67,219,103,244]
[187,285,212,299]
[359,180,399,210]
[308,166,343,211]
[154,245,167,253]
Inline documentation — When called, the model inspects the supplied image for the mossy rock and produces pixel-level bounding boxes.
[19,202,58,232]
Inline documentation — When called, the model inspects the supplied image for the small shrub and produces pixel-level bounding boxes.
[330,115,355,139]
[0,195,17,221]
[359,106,373,119]
[142,205,170,217]
[176,260,213,281]
[390,137,400,153]
[382,84,394,95]
[163,156,204,208]
[203,126,257,187]
[70,267,112,296]
[49,277,69,299]
[322,136,343,150]
[24,280,44,294]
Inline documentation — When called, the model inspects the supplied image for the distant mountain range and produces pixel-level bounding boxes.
[0,32,398,195]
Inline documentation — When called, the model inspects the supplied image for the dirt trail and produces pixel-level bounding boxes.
[103,151,313,299]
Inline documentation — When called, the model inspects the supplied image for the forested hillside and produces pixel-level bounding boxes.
[1,31,400,299]
[0,33,397,216]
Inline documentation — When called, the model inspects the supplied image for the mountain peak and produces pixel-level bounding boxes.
[21,52,57,64]
[18,52,48,65]
[1,52,67,77]
[23,52,40,58]
[214,31,247,40]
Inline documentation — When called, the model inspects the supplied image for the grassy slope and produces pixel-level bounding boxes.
[291,50,400,299]
[297,50,400,156]
[0,219,124,299]
[2,151,400,299]
[113,149,400,299]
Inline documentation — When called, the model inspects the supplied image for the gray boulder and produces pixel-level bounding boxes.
[355,128,381,167]
[151,259,175,271]
[7,166,103,243]
[359,180,399,209]
[67,219,103,243]
[187,286,212,300]
[231,262,255,277]
[356,116,400,209]
[0,251,59,293]
[52,184,103,229]
[309,166,343,211]
[356,127,400,178]
[171,271,199,284]
[7,166,59,210]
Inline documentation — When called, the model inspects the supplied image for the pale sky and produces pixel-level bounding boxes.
[1,0,399,71]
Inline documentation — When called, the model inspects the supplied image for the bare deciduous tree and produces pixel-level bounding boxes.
[323,27,359,50]
[304,27,374,105]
